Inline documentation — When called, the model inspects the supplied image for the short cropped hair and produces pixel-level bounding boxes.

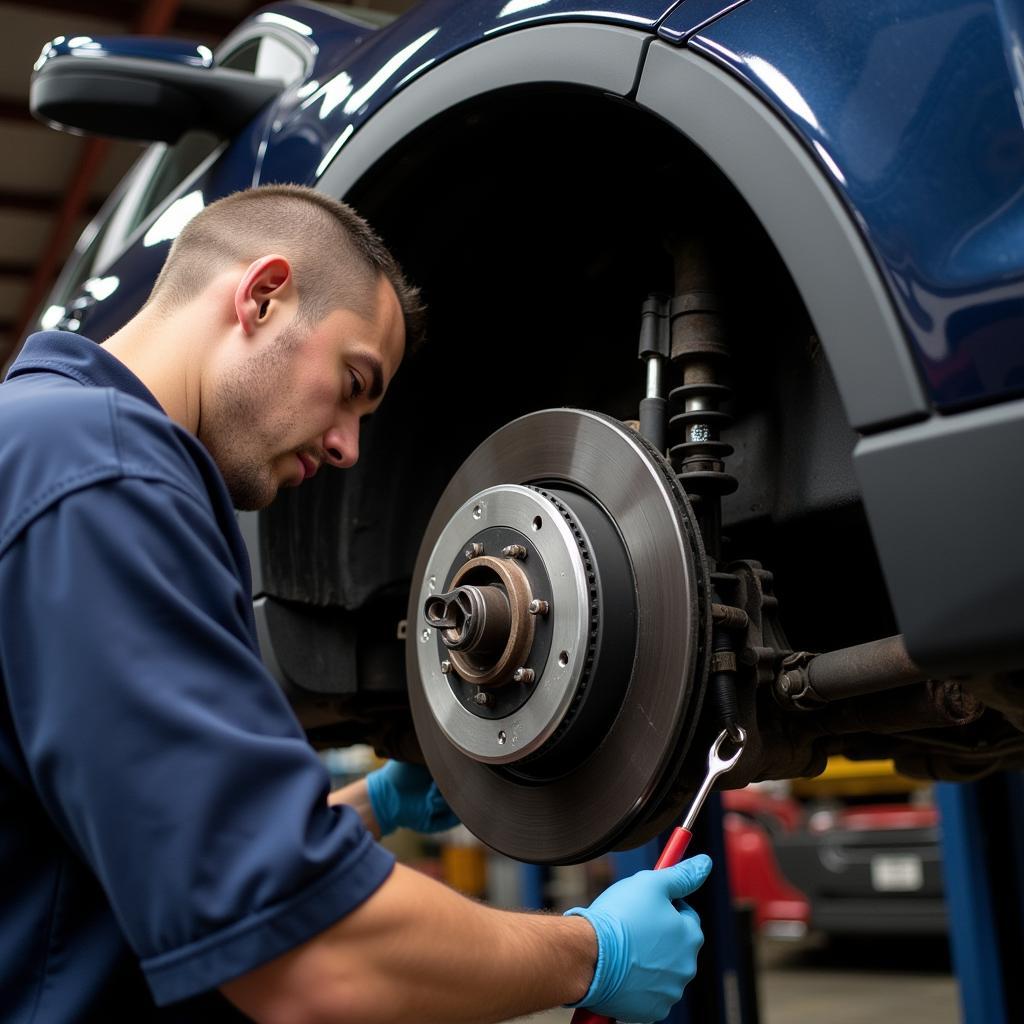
[147,184,425,351]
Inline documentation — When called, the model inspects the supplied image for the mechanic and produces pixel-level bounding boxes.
[0,184,711,1023]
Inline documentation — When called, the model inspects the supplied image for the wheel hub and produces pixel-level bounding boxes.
[429,553,535,687]
[417,484,594,761]
[407,409,711,863]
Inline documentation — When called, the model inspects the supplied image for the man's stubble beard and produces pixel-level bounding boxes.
[199,324,303,511]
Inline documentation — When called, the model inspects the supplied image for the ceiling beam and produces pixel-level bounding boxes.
[0,189,102,216]
[0,98,33,123]
[136,0,192,35]
[0,261,35,278]
[21,0,235,40]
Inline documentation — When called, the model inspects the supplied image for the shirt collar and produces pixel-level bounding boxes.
[4,331,163,413]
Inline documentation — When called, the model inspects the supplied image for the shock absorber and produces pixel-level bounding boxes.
[637,295,670,455]
[667,233,742,740]
[667,233,737,557]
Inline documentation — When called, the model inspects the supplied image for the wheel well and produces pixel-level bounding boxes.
[261,86,896,657]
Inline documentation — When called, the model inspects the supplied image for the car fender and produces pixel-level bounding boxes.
[678,0,1024,413]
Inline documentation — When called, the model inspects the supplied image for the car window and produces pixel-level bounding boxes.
[89,131,221,277]
[223,34,307,81]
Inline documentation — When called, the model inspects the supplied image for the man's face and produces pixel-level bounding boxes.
[201,276,406,510]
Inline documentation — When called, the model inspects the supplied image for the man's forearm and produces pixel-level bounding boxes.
[222,862,597,1024]
[328,778,381,838]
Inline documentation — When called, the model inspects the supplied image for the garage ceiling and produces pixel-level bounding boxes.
[0,0,416,369]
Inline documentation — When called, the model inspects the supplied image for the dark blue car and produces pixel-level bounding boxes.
[28,0,1024,863]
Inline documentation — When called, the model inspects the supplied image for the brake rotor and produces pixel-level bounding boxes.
[407,409,711,863]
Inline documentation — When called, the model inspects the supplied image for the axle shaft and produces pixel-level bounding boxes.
[777,634,927,708]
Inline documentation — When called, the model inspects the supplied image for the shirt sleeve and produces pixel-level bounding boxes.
[0,476,394,1006]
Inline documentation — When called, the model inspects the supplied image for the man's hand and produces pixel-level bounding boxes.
[365,761,459,837]
[565,854,712,1024]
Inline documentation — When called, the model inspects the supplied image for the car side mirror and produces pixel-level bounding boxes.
[30,35,284,143]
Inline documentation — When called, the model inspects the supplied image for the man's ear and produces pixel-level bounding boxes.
[234,255,293,336]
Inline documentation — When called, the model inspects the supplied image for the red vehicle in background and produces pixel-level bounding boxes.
[724,786,811,938]
[724,760,948,938]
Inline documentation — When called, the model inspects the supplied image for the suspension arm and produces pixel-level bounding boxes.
[775,634,928,709]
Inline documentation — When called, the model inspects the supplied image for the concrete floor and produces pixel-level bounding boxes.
[504,935,959,1024]
[758,934,958,1024]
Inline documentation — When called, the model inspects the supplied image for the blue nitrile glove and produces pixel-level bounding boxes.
[564,854,712,1024]
[365,761,460,837]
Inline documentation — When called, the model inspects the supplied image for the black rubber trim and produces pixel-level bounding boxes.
[634,42,926,432]
[854,397,1024,675]
[317,24,648,195]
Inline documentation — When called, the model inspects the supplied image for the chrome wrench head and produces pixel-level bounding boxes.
[707,724,746,777]
[680,725,748,832]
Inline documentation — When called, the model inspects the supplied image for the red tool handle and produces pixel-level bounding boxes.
[571,1011,613,1024]
[569,827,694,1024]
[573,1007,610,1024]
[654,826,693,869]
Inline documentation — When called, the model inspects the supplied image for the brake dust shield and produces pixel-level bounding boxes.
[407,409,710,863]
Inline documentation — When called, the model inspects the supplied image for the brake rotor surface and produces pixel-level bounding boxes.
[407,409,710,863]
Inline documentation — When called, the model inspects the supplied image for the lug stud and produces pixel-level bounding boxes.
[464,542,484,560]
[440,660,452,674]
[513,667,535,684]
[473,690,492,706]
[502,544,527,559]
[528,599,550,616]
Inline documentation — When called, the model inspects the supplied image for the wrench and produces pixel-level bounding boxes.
[570,726,747,1024]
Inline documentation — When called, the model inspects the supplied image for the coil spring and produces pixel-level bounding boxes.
[668,381,738,499]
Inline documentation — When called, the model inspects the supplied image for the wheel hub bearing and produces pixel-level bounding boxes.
[407,409,711,863]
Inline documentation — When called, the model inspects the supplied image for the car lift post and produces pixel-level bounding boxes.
[518,861,547,911]
[936,772,1024,1023]
[611,795,760,1024]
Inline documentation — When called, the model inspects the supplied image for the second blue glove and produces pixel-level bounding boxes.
[365,761,460,837]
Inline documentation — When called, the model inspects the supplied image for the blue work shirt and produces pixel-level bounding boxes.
[0,332,394,1021]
